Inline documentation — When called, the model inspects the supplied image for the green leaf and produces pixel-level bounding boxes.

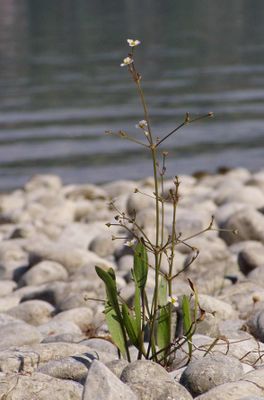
[122,303,139,347]
[133,242,148,290]
[95,266,119,313]
[157,304,170,359]
[182,295,193,358]
[105,302,127,358]
[157,275,168,307]
[134,283,141,336]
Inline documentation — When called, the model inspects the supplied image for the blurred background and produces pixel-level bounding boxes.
[0,0,264,190]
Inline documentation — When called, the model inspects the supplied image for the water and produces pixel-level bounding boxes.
[0,0,264,190]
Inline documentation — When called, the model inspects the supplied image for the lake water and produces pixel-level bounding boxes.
[0,0,264,190]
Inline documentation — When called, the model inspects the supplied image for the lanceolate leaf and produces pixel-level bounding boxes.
[105,302,127,358]
[182,295,193,358]
[157,304,170,358]
[95,267,120,313]
[122,303,139,347]
[133,242,148,290]
[157,275,168,307]
[156,276,170,359]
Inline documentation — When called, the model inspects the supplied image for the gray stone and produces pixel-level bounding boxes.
[6,299,55,326]
[37,355,92,383]
[37,319,82,338]
[120,360,171,384]
[0,280,17,296]
[24,239,113,274]
[81,338,118,355]
[102,180,136,197]
[129,380,193,400]
[0,321,42,349]
[247,309,264,342]
[195,381,263,400]
[41,333,85,343]
[52,307,93,333]
[0,342,92,373]
[180,353,244,396]
[0,372,82,400]
[89,233,115,258]
[220,208,264,245]
[214,185,264,208]
[63,183,107,200]
[238,242,264,275]
[248,266,264,286]
[25,174,62,192]
[0,294,20,311]
[105,359,130,378]
[0,240,29,280]
[82,359,138,400]
[20,260,68,286]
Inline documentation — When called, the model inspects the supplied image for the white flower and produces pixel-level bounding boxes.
[136,119,148,129]
[167,295,179,307]
[120,56,134,67]
[124,238,137,247]
[127,39,141,47]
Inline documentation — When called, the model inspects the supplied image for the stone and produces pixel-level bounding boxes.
[120,360,171,384]
[20,260,68,286]
[82,359,138,400]
[238,242,264,275]
[195,381,263,400]
[215,185,264,209]
[0,294,20,311]
[6,299,55,326]
[89,233,116,258]
[0,240,29,280]
[25,174,62,192]
[0,372,82,400]
[219,281,264,316]
[246,309,264,342]
[220,208,264,245]
[0,321,42,349]
[0,280,17,296]
[63,183,107,200]
[37,319,82,338]
[128,380,193,400]
[248,266,264,286]
[37,355,92,383]
[193,294,237,321]
[179,353,244,396]
[52,307,93,333]
[102,180,136,197]
[0,342,91,373]
[81,338,118,355]
[105,359,130,378]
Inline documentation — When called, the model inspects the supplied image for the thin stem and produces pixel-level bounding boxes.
[156,112,213,148]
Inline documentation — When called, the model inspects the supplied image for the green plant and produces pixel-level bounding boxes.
[95,38,214,367]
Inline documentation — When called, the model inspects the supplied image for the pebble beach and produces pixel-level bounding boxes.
[1,167,264,399]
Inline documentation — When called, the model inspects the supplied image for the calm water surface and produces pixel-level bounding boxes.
[0,0,264,190]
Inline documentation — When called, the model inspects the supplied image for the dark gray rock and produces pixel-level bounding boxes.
[6,299,55,326]
[0,372,82,400]
[120,360,170,384]
[220,208,264,245]
[180,353,244,396]
[82,359,138,400]
[238,242,264,275]
[37,355,92,383]
[0,321,42,349]
[247,309,264,342]
[129,379,193,400]
[20,260,68,286]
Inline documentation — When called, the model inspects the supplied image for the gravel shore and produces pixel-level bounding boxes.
[1,168,264,399]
